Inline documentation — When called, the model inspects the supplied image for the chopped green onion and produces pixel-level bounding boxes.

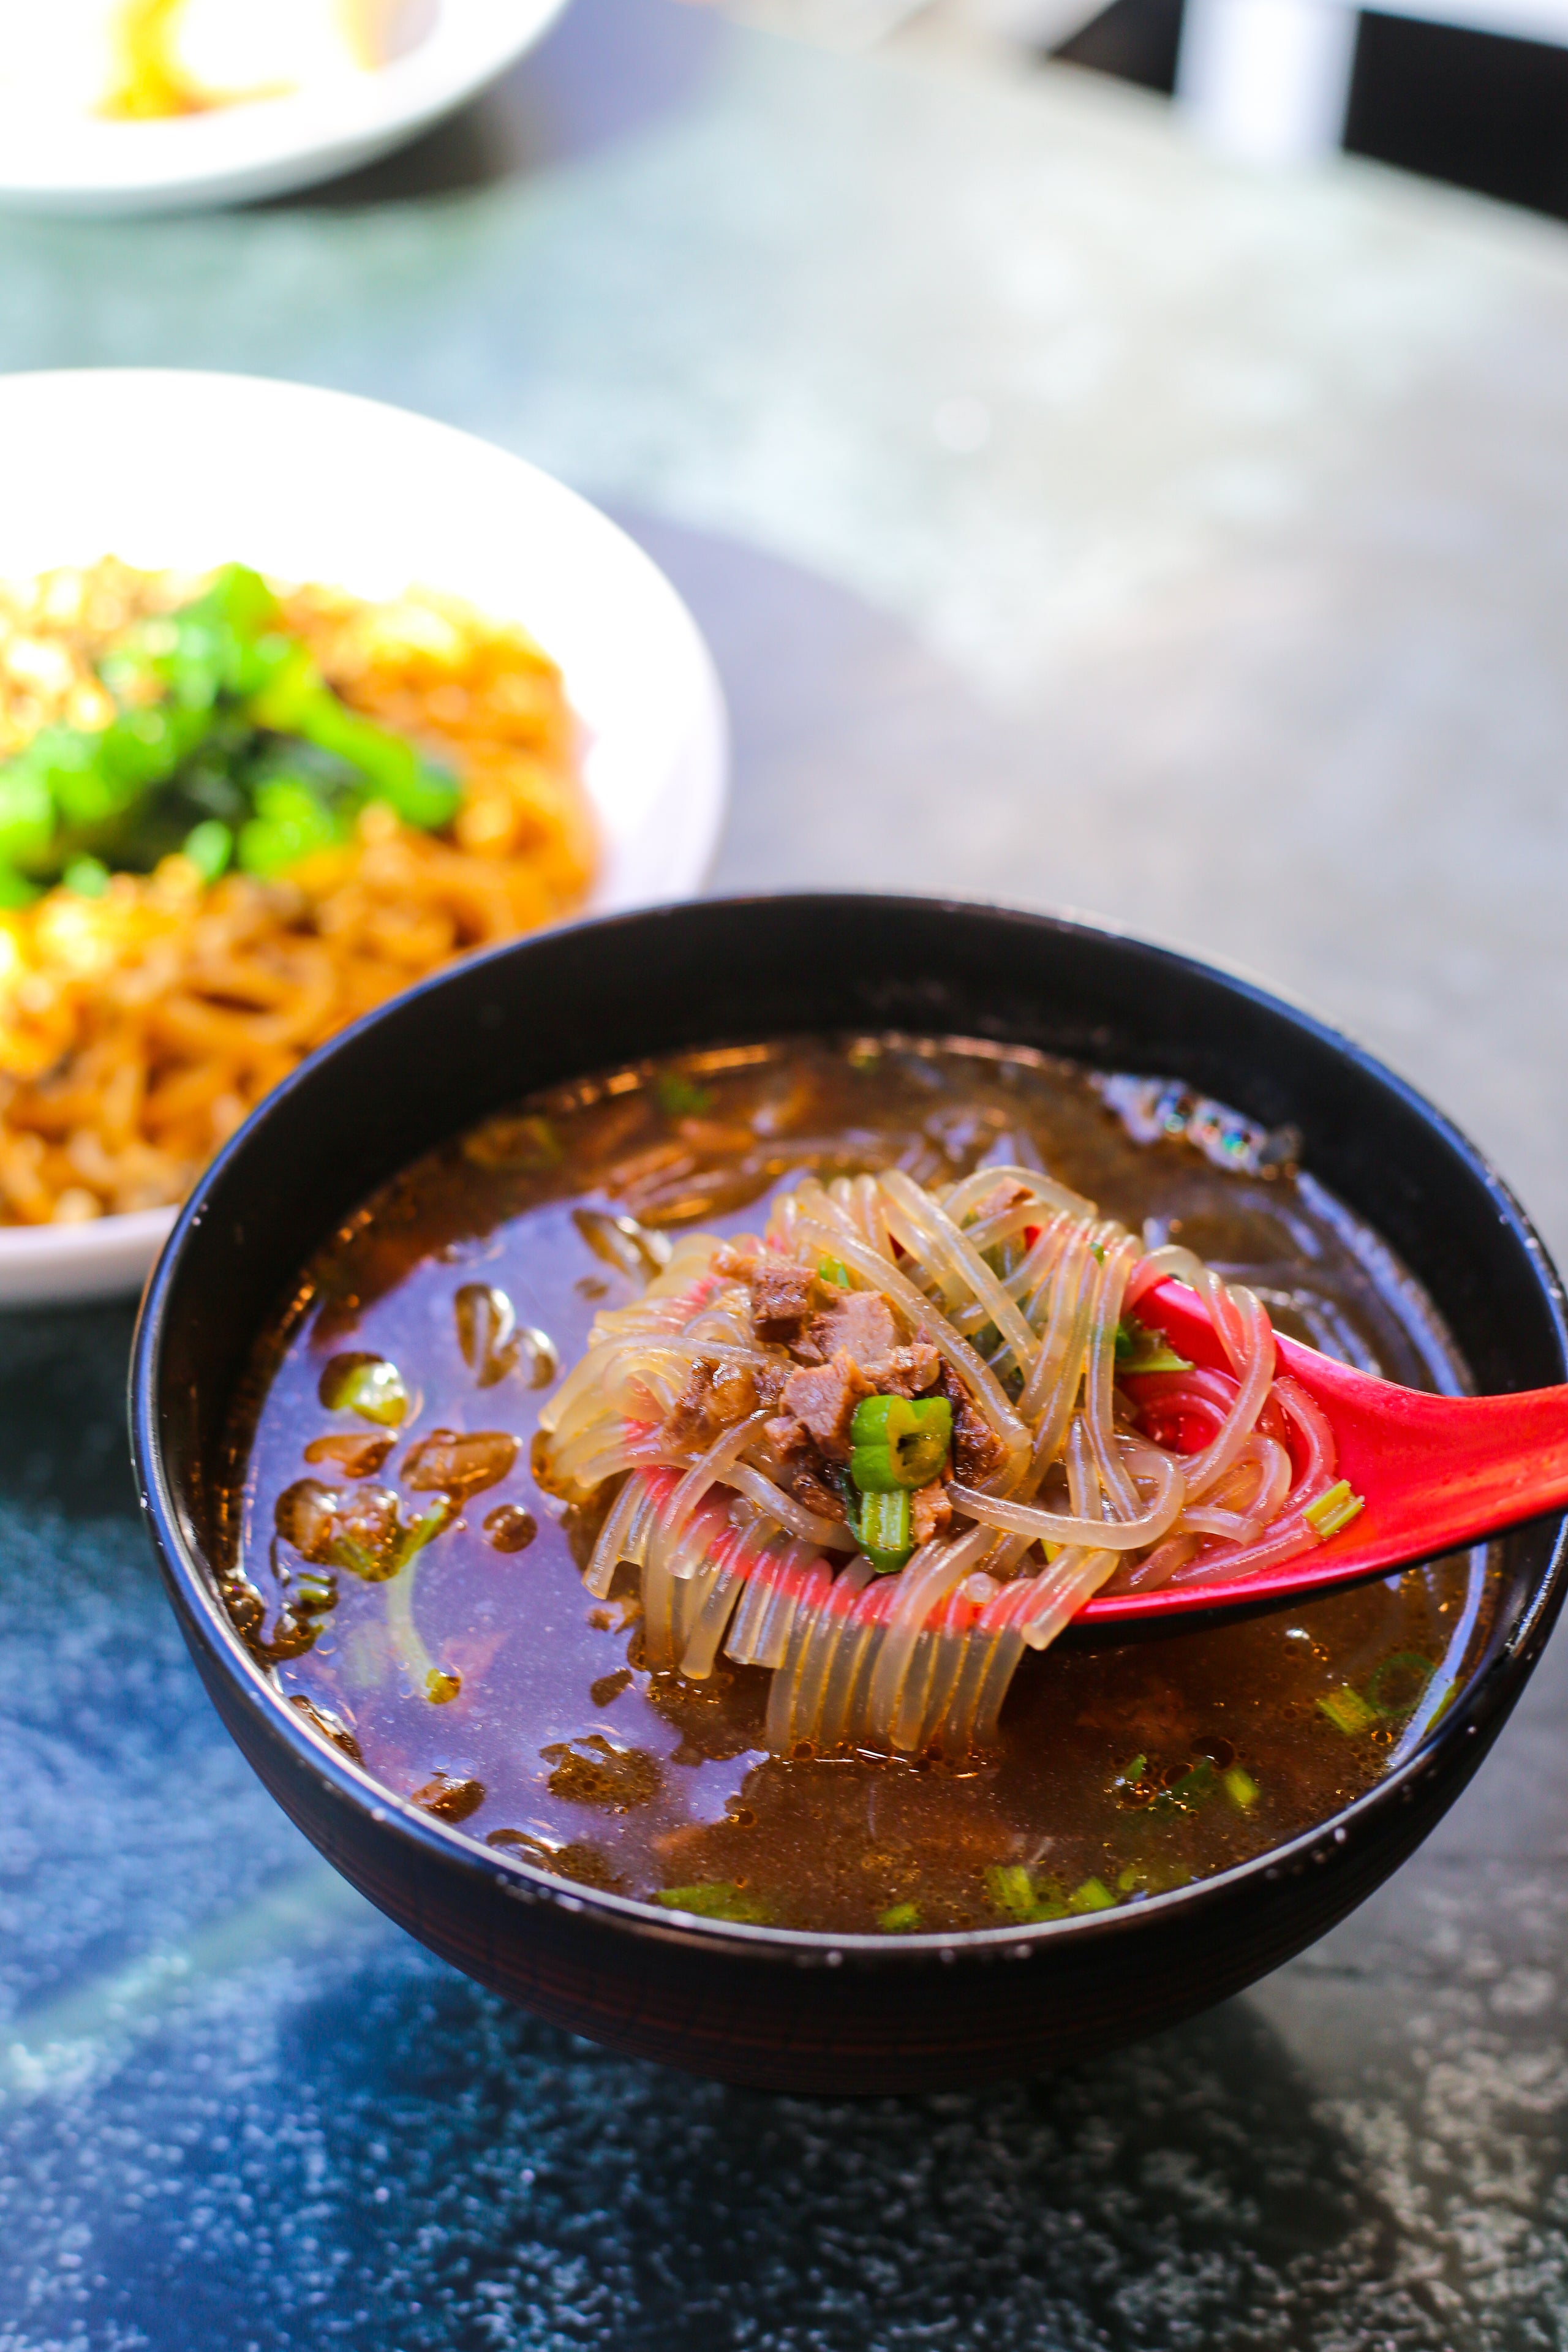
[1364,1651,1435,1719]
[394,1499,454,1573]
[984,1863,1070,1923]
[1068,1877,1116,1913]
[654,1072,714,1117]
[1116,1860,1193,1898]
[62,855,110,897]
[1152,1757,1218,1815]
[182,818,233,881]
[818,1256,851,1290]
[877,1901,922,1932]
[236,776,346,877]
[1318,1684,1378,1736]
[1113,1315,1194,1374]
[246,641,461,831]
[854,1487,914,1574]
[1305,1480,1365,1538]
[984,1863,1037,1920]
[0,747,56,869]
[652,1882,771,1923]
[1223,1765,1259,1811]
[1426,1679,1459,1728]
[850,1393,951,1493]
[318,1351,411,1427]
[383,1499,459,1704]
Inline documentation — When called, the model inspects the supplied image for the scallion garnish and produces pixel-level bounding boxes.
[1305,1480,1365,1538]
[849,1393,951,1493]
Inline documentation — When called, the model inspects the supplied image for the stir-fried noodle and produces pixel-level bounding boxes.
[0,560,593,1223]
[537,1167,1360,1757]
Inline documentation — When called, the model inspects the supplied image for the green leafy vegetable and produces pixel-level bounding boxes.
[877,1901,922,1932]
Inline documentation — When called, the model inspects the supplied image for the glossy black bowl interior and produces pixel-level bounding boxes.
[132,895,1568,2091]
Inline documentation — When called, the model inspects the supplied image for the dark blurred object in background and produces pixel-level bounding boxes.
[1052,0,1568,222]
[1053,0,1184,90]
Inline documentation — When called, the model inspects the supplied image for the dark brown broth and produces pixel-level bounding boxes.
[228,1037,1494,1937]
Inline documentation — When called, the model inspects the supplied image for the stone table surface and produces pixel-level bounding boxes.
[6,4,1568,2345]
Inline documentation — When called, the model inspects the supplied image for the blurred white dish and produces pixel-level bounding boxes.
[0,369,728,1305]
[0,0,567,214]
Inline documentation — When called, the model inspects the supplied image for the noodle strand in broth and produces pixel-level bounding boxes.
[537,1159,1366,1757]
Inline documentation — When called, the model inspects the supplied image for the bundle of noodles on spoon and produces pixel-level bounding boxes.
[536,1166,1362,1758]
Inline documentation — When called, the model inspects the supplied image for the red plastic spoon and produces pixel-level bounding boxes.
[1075,1276,1568,1626]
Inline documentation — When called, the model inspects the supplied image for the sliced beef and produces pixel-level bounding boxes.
[911,1481,953,1547]
[781,1349,875,1461]
[938,1360,1009,1484]
[763,1414,848,1521]
[750,1261,815,1346]
[665,1357,777,1449]
[861,1341,941,1398]
[806,1289,898,1373]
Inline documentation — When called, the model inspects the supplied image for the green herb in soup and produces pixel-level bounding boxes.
[225,1036,1494,1938]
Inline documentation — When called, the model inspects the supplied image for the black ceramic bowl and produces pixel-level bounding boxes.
[132,896,1568,2092]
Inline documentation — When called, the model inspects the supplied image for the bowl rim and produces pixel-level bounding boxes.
[131,891,1568,1968]
[0,366,728,1303]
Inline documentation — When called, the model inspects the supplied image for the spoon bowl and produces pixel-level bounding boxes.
[1080,1277,1568,1624]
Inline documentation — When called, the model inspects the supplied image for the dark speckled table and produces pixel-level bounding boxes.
[7,4,1568,2343]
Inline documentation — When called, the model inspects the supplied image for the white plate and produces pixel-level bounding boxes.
[0,0,570,216]
[0,368,729,1305]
